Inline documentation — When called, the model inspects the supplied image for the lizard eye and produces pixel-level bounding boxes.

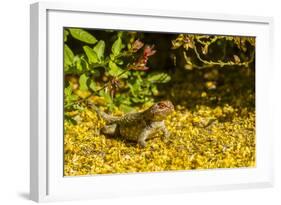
[158,102,167,109]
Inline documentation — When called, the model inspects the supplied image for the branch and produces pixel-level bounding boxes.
[192,43,254,68]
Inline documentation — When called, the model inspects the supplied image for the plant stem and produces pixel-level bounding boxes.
[95,70,129,93]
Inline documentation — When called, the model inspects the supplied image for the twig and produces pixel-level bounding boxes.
[192,43,254,68]
[95,70,128,93]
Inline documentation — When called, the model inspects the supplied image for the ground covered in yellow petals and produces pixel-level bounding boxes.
[64,104,255,176]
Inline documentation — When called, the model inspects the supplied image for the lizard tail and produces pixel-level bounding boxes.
[86,100,119,124]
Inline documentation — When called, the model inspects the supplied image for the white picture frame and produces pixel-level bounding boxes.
[30,2,274,202]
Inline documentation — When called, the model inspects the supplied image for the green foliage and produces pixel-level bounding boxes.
[64,28,255,116]
[64,28,170,113]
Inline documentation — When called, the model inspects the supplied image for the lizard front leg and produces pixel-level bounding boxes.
[162,125,170,139]
[137,127,152,148]
[155,121,170,139]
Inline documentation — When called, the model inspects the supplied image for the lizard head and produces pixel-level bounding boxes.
[147,100,174,121]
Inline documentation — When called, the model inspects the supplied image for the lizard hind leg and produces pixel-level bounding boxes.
[101,124,118,136]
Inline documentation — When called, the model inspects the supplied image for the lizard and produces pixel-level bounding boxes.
[89,100,174,147]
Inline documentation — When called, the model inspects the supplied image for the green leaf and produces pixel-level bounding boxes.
[117,31,123,38]
[64,44,74,68]
[73,56,83,72]
[109,54,115,60]
[147,72,171,83]
[83,46,98,64]
[79,74,89,91]
[69,94,78,102]
[89,79,97,92]
[111,37,123,56]
[108,61,127,78]
[64,30,69,42]
[64,85,73,96]
[72,56,89,73]
[69,28,97,44]
[151,85,159,96]
[93,40,105,61]
[114,94,132,106]
[80,56,89,71]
